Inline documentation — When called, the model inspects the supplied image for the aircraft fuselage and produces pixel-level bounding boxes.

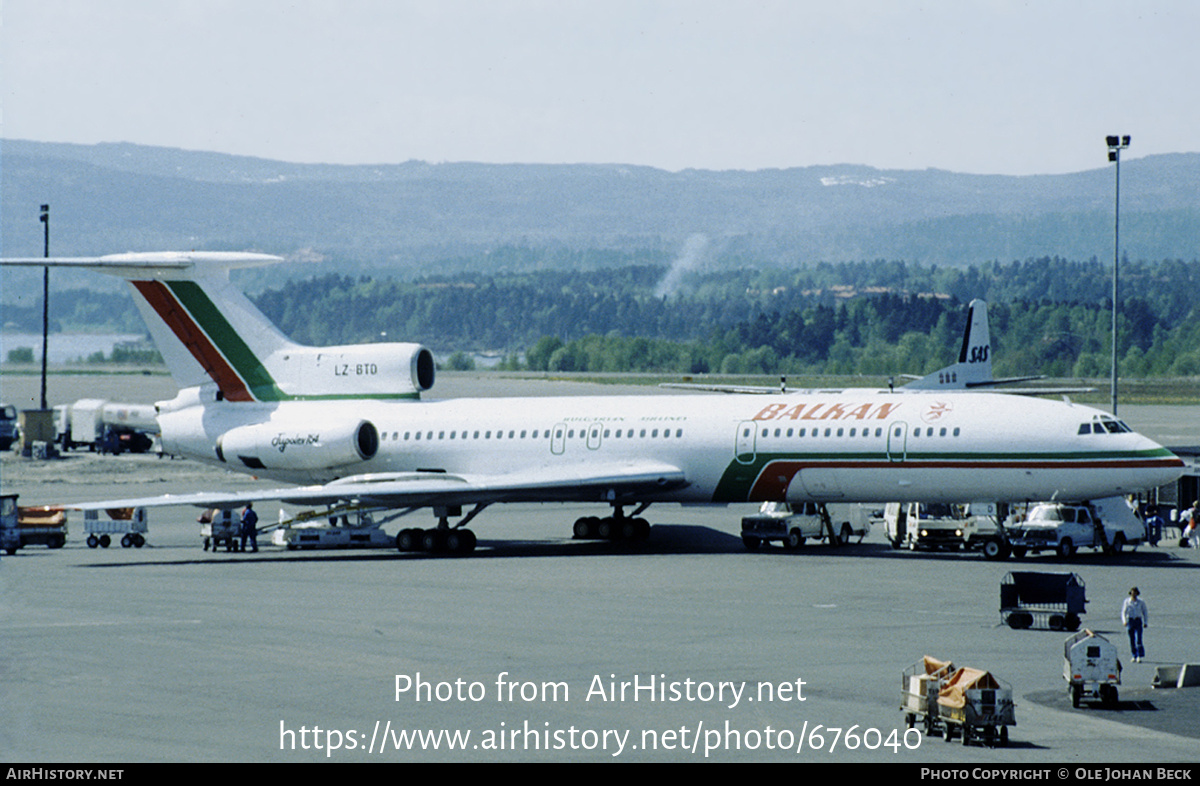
[158,387,1181,506]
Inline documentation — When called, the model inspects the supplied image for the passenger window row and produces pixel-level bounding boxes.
[378,427,686,442]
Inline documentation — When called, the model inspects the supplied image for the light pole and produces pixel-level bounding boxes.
[1106,135,1130,416]
[39,204,50,411]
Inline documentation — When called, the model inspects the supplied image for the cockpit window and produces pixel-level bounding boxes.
[1083,417,1133,435]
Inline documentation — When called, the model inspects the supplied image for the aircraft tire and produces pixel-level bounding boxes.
[597,518,615,539]
[421,529,445,553]
[620,518,638,540]
[447,529,476,553]
[633,518,650,541]
[396,529,419,552]
[573,516,599,539]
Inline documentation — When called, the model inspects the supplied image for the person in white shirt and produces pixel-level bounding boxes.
[1121,587,1149,662]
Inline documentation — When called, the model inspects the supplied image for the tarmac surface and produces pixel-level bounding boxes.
[2,372,1199,764]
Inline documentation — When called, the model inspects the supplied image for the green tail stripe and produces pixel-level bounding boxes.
[167,281,287,401]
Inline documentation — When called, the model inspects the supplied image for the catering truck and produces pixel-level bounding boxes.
[1004,497,1145,558]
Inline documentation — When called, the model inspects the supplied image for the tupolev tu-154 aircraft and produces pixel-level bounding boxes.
[0,252,1184,553]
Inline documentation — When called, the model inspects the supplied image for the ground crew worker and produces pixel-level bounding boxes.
[240,502,259,553]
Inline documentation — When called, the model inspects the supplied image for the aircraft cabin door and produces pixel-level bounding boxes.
[551,423,567,455]
[586,422,603,450]
[735,421,758,465]
[887,421,908,462]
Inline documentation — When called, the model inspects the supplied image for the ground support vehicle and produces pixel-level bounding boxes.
[1,497,68,553]
[1000,571,1086,630]
[900,656,954,737]
[884,502,1006,555]
[937,668,1015,747]
[740,501,864,550]
[0,404,17,451]
[55,399,157,454]
[1003,497,1146,558]
[1064,630,1121,708]
[0,495,18,554]
[84,507,148,548]
[272,506,394,550]
[200,508,242,552]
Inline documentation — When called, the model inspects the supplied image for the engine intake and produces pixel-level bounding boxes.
[216,419,378,471]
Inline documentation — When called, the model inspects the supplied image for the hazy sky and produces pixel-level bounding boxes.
[2,0,1195,175]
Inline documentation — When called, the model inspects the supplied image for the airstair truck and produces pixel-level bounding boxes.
[1005,497,1146,558]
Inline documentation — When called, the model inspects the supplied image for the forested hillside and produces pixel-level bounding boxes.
[248,254,1200,378]
[8,253,1198,378]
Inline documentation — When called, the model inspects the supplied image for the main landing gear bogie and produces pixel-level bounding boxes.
[396,526,477,554]
[572,514,651,542]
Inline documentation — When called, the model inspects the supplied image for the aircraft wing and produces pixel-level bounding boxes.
[58,461,689,511]
[659,382,783,394]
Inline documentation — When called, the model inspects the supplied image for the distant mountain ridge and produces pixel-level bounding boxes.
[2,139,1197,268]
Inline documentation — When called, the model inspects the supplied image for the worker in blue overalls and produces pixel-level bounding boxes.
[240,502,259,553]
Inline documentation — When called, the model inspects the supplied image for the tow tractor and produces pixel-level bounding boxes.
[1,495,68,553]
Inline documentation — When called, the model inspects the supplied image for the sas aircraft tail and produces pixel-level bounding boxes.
[904,298,1048,391]
[0,252,435,401]
[904,298,994,390]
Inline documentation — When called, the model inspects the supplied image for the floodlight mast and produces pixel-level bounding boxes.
[39,204,50,411]
[1105,135,1130,417]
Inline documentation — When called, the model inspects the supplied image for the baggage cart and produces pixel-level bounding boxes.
[1064,630,1121,708]
[199,508,242,552]
[937,667,1015,747]
[84,507,148,548]
[1000,571,1086,630]
[900,656,954,736]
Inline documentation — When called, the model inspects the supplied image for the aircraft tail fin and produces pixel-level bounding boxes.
[1,252,434,401]
[904,299,994,390]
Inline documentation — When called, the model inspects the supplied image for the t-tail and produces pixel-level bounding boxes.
[0,252,435,401]
[904,298,995,390]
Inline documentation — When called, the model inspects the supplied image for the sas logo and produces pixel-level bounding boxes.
[921,401,952,423]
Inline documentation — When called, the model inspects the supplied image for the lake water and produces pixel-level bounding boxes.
[0,332,146,364]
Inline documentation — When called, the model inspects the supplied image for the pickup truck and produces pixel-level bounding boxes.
[740,501,867,550]
[1004,497,1146,558]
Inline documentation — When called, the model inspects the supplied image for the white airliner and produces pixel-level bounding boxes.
[0,252,1183,552]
